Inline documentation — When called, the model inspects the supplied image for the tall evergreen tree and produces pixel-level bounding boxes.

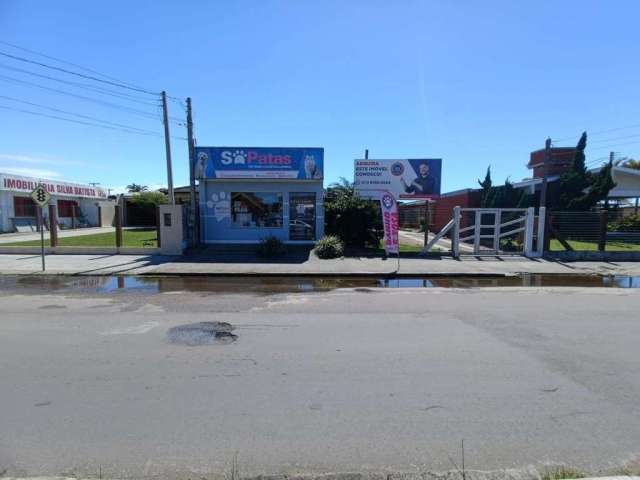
[547,131,616,210]
[478,166,493,207]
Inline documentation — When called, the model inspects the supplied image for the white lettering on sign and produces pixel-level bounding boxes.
[0,173,107,199]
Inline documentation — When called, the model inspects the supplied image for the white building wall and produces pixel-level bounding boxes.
[0,191,13,232]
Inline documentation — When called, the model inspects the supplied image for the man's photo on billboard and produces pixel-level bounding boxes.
[400,160,440,196]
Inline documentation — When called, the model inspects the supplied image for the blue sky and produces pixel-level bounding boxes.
[1,0,639,193]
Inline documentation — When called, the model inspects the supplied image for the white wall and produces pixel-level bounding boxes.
[0,191,13,233]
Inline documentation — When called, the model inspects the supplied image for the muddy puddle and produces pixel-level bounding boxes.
[0,273,639,294]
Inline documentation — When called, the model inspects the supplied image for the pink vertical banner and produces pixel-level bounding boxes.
[379,191,399,254]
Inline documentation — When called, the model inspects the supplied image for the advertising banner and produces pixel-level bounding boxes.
[194,147,323,180]
[0,173,107,199]
[379,191,399,255]
[354,158,441,199]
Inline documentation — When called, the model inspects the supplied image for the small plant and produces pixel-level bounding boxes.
[256,235,286,257]
[608,214,640,232]
[541,466,588,480]
[314,235,344,259]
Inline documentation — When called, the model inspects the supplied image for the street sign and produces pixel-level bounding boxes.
[31,183,51,207]
[30,183,50,271]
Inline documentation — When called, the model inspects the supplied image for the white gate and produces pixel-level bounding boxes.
[423,206,545,258]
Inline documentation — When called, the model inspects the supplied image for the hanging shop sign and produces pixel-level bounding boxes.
[194,147,324,180]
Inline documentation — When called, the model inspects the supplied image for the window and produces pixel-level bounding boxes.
[14,197,37,217]
[289,193,316,240]
[231,192,283,228]
[58,200,78,218]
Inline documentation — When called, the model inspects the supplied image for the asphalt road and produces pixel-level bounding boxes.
[1,283,639,479]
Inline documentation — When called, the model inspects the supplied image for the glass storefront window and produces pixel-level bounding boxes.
[289,193,316,240]
[231,192,283,228]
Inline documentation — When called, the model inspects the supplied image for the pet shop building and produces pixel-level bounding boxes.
[194,146,324,244]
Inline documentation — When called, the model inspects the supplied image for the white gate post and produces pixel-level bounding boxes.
[524,207,535,257]
[452,206,461,258]
[492,210,502,253]
[536,207,546,257]
[473,210,482,254]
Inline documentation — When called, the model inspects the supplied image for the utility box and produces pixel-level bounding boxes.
[158,204,186,255]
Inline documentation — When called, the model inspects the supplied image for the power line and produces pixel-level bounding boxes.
[0,49,160,96]
[0,103,188,141]
[588,140,640,151]
[0,40,158,95]
[553,124,640,143]
[0,94,164,135]
[0,42,186,124]
[587,132,640,145]
[0,73,163,120]
[0,103,163,137]
[0,63,160,106]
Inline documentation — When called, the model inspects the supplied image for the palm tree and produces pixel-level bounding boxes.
[126,183,148,193]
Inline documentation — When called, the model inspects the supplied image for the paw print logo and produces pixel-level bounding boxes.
[206,192,230,222]
[233,150,246,164]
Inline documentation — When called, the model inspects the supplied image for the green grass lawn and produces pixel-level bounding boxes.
[3,228,158,248]
[550,238,640,252]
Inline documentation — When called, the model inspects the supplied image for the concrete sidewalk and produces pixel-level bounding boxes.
[1,252,640,276]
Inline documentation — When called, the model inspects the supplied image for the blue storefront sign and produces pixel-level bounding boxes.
[194,147,324,180]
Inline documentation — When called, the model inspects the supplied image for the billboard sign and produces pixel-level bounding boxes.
[354,158,441,199]
[194,147,323,180]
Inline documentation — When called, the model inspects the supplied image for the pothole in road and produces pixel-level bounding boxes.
[167,321,237,346]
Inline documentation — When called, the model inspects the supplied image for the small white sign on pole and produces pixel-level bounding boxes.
[30,183,50,271]
[30,183,51,207]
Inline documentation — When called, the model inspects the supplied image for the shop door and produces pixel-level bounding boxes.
[289,193,316,240]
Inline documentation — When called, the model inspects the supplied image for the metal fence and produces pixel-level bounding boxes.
[548,211,640,252]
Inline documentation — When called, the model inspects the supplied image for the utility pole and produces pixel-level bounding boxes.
[539,137,551,209]
[186,97,198,246]
[604,151,615,210]
[161,91,175,205]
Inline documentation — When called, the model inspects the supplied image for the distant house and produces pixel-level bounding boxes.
[400,146,640,232]
[157,186,198,205]
[0,171,113,233]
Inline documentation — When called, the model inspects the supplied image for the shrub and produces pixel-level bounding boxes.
[324,178,382,247]
[608,214,640,232]
[314,235,344,259]
[256,235,286,257]
[129,191,168,207]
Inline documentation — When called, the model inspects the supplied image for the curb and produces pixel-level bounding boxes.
[3,475,638,480]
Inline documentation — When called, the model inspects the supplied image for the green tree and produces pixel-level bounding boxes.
[477,164,532,209]
[126,183,148,193]
[547,132,616,210]
[129,191,168,207]
[488,178,532,208]
[324,178,382,247]
[477,166,493,207]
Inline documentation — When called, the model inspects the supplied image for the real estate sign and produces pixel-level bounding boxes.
[0,173,107,199]
[354,159,442,199]
[194,147,324,180]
